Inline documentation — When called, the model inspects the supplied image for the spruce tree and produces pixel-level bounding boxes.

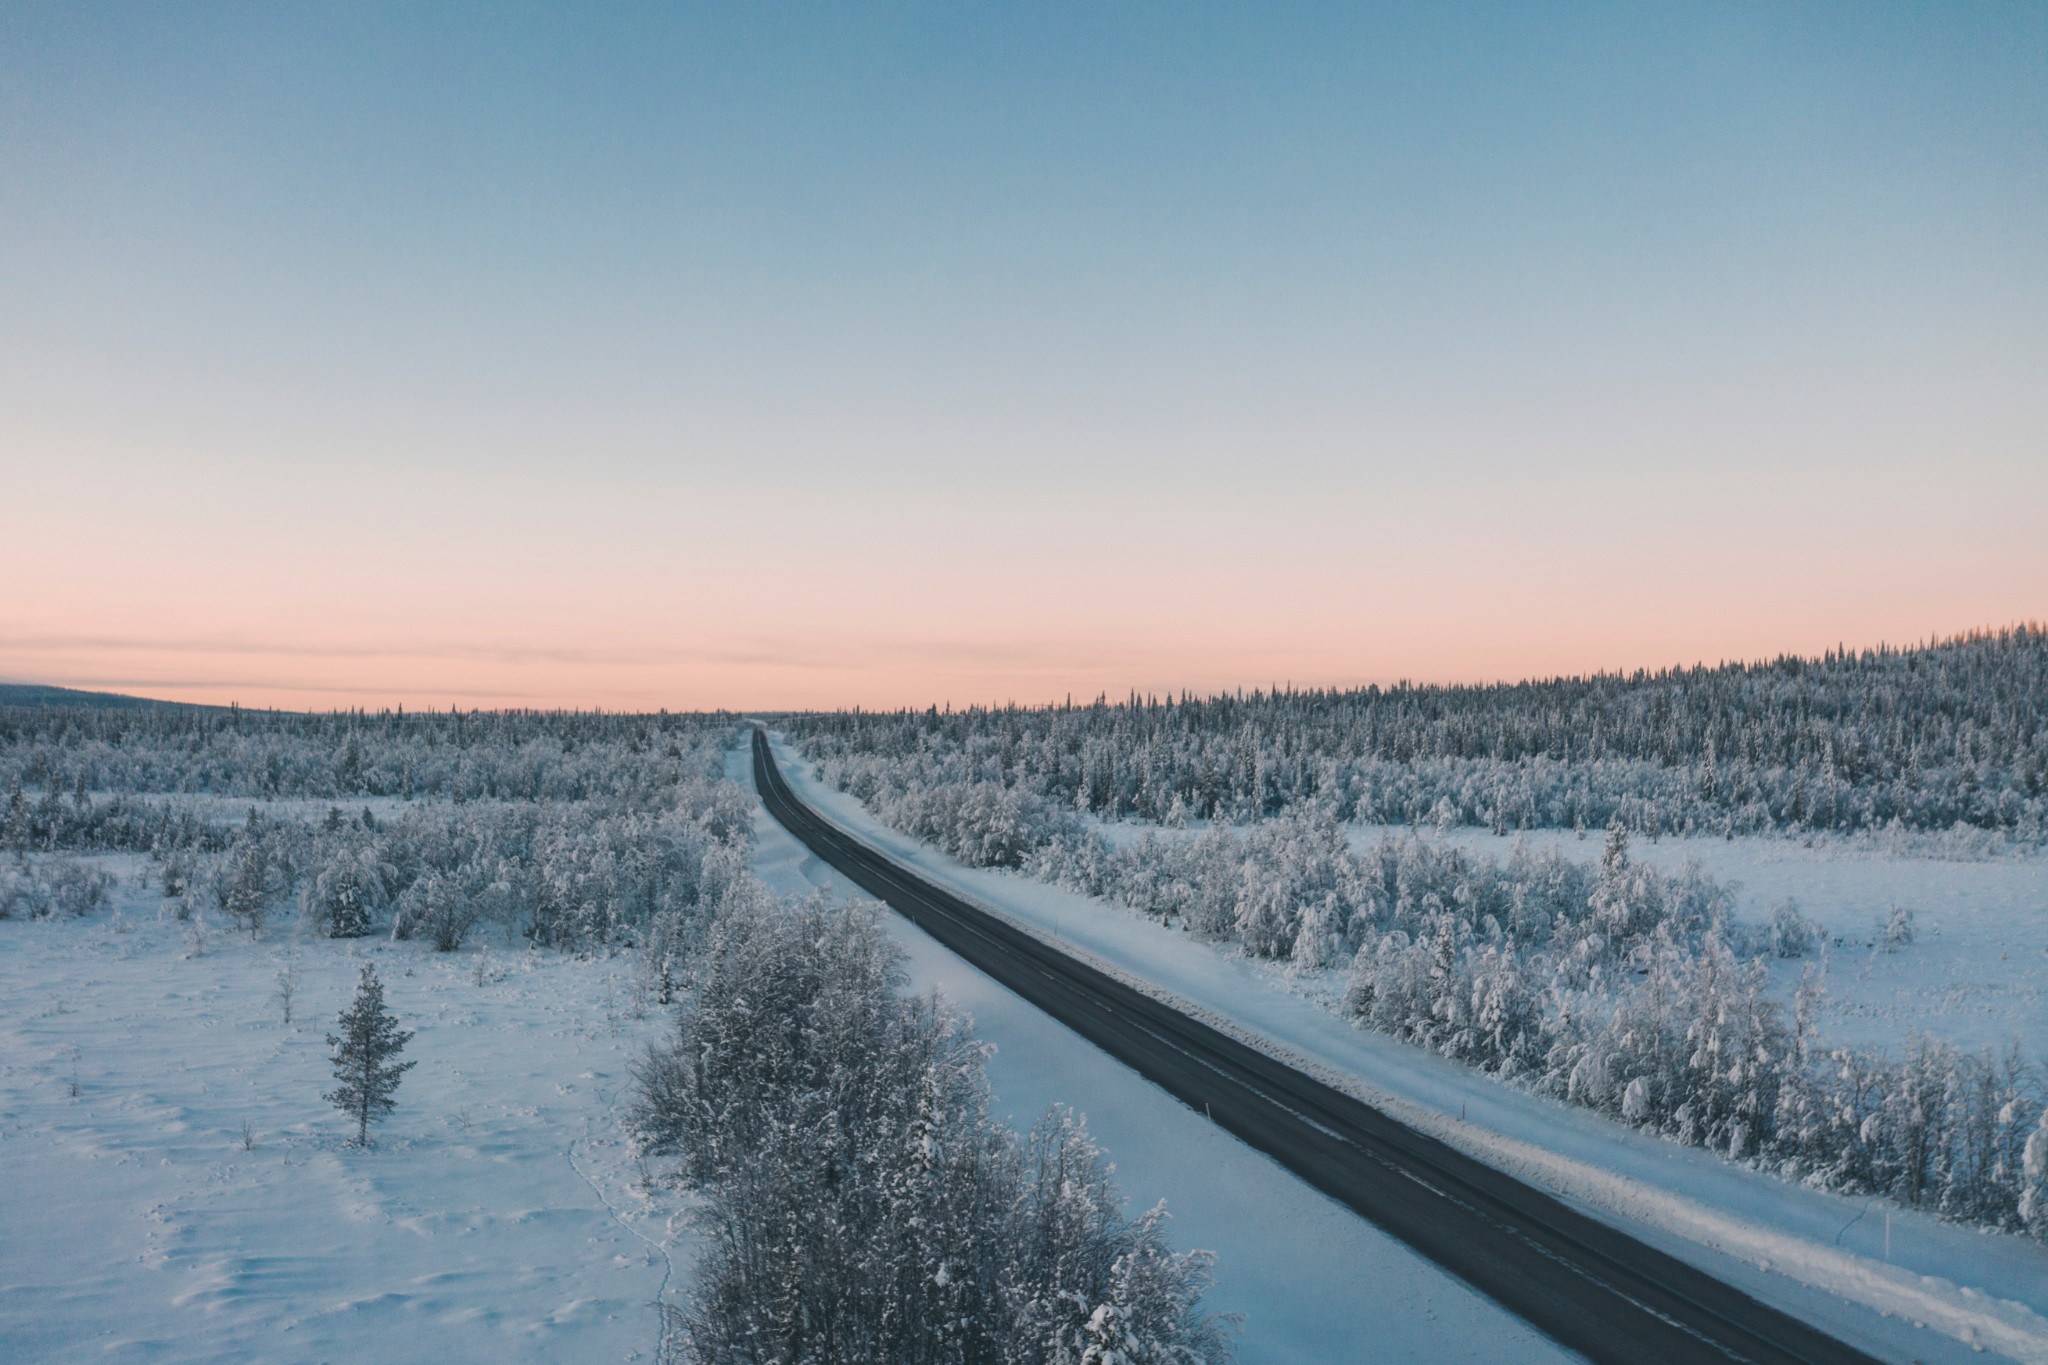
[223,844,269,937]
[326,963,416,1146]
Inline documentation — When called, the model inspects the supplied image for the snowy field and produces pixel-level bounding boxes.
[0,859,687,1364]
[764,735,2048,1365]
[1342,823,2047,1055]
[1091,816,2048,1055]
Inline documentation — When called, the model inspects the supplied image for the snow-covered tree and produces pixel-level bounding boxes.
[302,849,387,939]
[2022,1108,2048,1237]
[631,892,1233,1362]
[325,964,416,1147]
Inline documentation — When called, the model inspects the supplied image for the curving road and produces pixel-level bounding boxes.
[753,729,1878,1365]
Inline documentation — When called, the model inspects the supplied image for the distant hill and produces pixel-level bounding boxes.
[0,683,200,710]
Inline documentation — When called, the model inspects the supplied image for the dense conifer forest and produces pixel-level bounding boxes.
[0,701,734,805]
[791,625,2048,842]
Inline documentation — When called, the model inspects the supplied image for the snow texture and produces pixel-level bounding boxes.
[0,862,688,1363]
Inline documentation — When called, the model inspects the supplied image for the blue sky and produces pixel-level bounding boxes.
[3,3,2043,706]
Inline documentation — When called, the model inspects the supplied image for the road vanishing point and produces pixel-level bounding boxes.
[754,728,1880,1365]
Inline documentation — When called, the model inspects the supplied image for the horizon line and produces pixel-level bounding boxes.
[6,619,2038,717]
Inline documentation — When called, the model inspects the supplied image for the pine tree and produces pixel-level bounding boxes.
[4,781,27,857]
[223,843,269,936]
[326,963,416,1146]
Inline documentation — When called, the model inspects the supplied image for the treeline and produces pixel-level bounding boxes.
[2,779,754,952]
[0,709,759,951]
[0,703,735,803]
[790,625,2048,841]
[1,715,752,952]
[631,889,1234,1364]
[789,747,2048,1240]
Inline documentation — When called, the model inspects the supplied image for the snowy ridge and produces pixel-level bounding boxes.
[767,734,2048,1365]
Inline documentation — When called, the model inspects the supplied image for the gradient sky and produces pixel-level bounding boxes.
[3,3,2043,710]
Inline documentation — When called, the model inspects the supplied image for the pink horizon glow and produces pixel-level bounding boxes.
[8,439,2045,712]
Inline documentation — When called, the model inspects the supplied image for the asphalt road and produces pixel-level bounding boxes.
[753,729,1880,1365]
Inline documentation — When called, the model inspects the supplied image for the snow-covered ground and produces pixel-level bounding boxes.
[0,859,686,1364]
[762,734,2048,1365]
[1092,816,2048,1055]
[1342,822,2048,1055]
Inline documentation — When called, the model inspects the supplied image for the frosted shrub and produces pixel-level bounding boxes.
[160,850,193,911]
[2023,1111,2048,1235]
[0,860,113,919]
[1765,898,1818,959]
[1880,904,1916,952]
[55,863,115,916]
[392,870,481,952]
[302,850,387,938]
[0,864,37,919]
[1290,893,1346,970]
[1235,815,1356,960]
[219,844,272,935]
[631,892,1234,1363]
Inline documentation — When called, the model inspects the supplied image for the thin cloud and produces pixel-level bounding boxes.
[0,630,1193,675]
[16,674,560,704]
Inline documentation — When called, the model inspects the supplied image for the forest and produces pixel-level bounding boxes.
[1,706,750,953]
[790,625,2048,842]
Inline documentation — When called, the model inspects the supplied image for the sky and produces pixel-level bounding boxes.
[2,2,2043,711]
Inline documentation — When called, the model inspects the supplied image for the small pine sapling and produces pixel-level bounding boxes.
[325,963,416,1147]
[224,844,269,937]
[275,958,300,1026]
